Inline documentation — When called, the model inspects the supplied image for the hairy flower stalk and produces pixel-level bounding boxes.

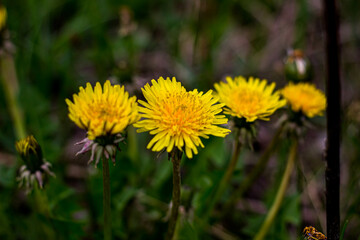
[0,7,27,141]
[202,129,241,221]
[165,149,182,240]
[204,76,286,220]
[134,77,230,239]
[66,80,139,240]
[254,139,298,240]
[222,123,285,215]
[102,156,111,240]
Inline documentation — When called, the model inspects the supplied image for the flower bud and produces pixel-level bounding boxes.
[284,49,312,83]
[16,135,43,172]
[15,135,55,192]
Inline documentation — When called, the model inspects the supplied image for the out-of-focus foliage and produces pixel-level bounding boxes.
[0,0,359,239]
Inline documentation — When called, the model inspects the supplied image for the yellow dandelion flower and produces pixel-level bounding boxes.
[214,76,286,122]
[281,82,326,118]
[66,80,139,140]
[0,6,6,30]
[134,77,231,159]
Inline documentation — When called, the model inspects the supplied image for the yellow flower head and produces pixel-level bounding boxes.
[134,77,231,159]
[66,80,139,140]
[0,6,6,30]
[214,76,286,122]
[281,82,326,118]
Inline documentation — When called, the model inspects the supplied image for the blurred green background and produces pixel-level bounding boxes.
[0,0,359,239]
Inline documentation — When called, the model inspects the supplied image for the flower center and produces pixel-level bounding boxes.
[233,89,263,114]
[297,89,313,102]
[157,91,212,136]
[88,102,120,123]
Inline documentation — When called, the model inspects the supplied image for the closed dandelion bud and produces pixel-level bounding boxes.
[284,49,312,83]
[15,135,55,193]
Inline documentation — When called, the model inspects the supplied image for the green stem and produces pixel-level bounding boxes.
[224,125,284,213]
[165,149,182,240]
[0,45,26,140]
[102,157,111,240]
[31,187,56,239]
[254,139,298,240]
[34,186,51,217]
[203,131,241,222]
